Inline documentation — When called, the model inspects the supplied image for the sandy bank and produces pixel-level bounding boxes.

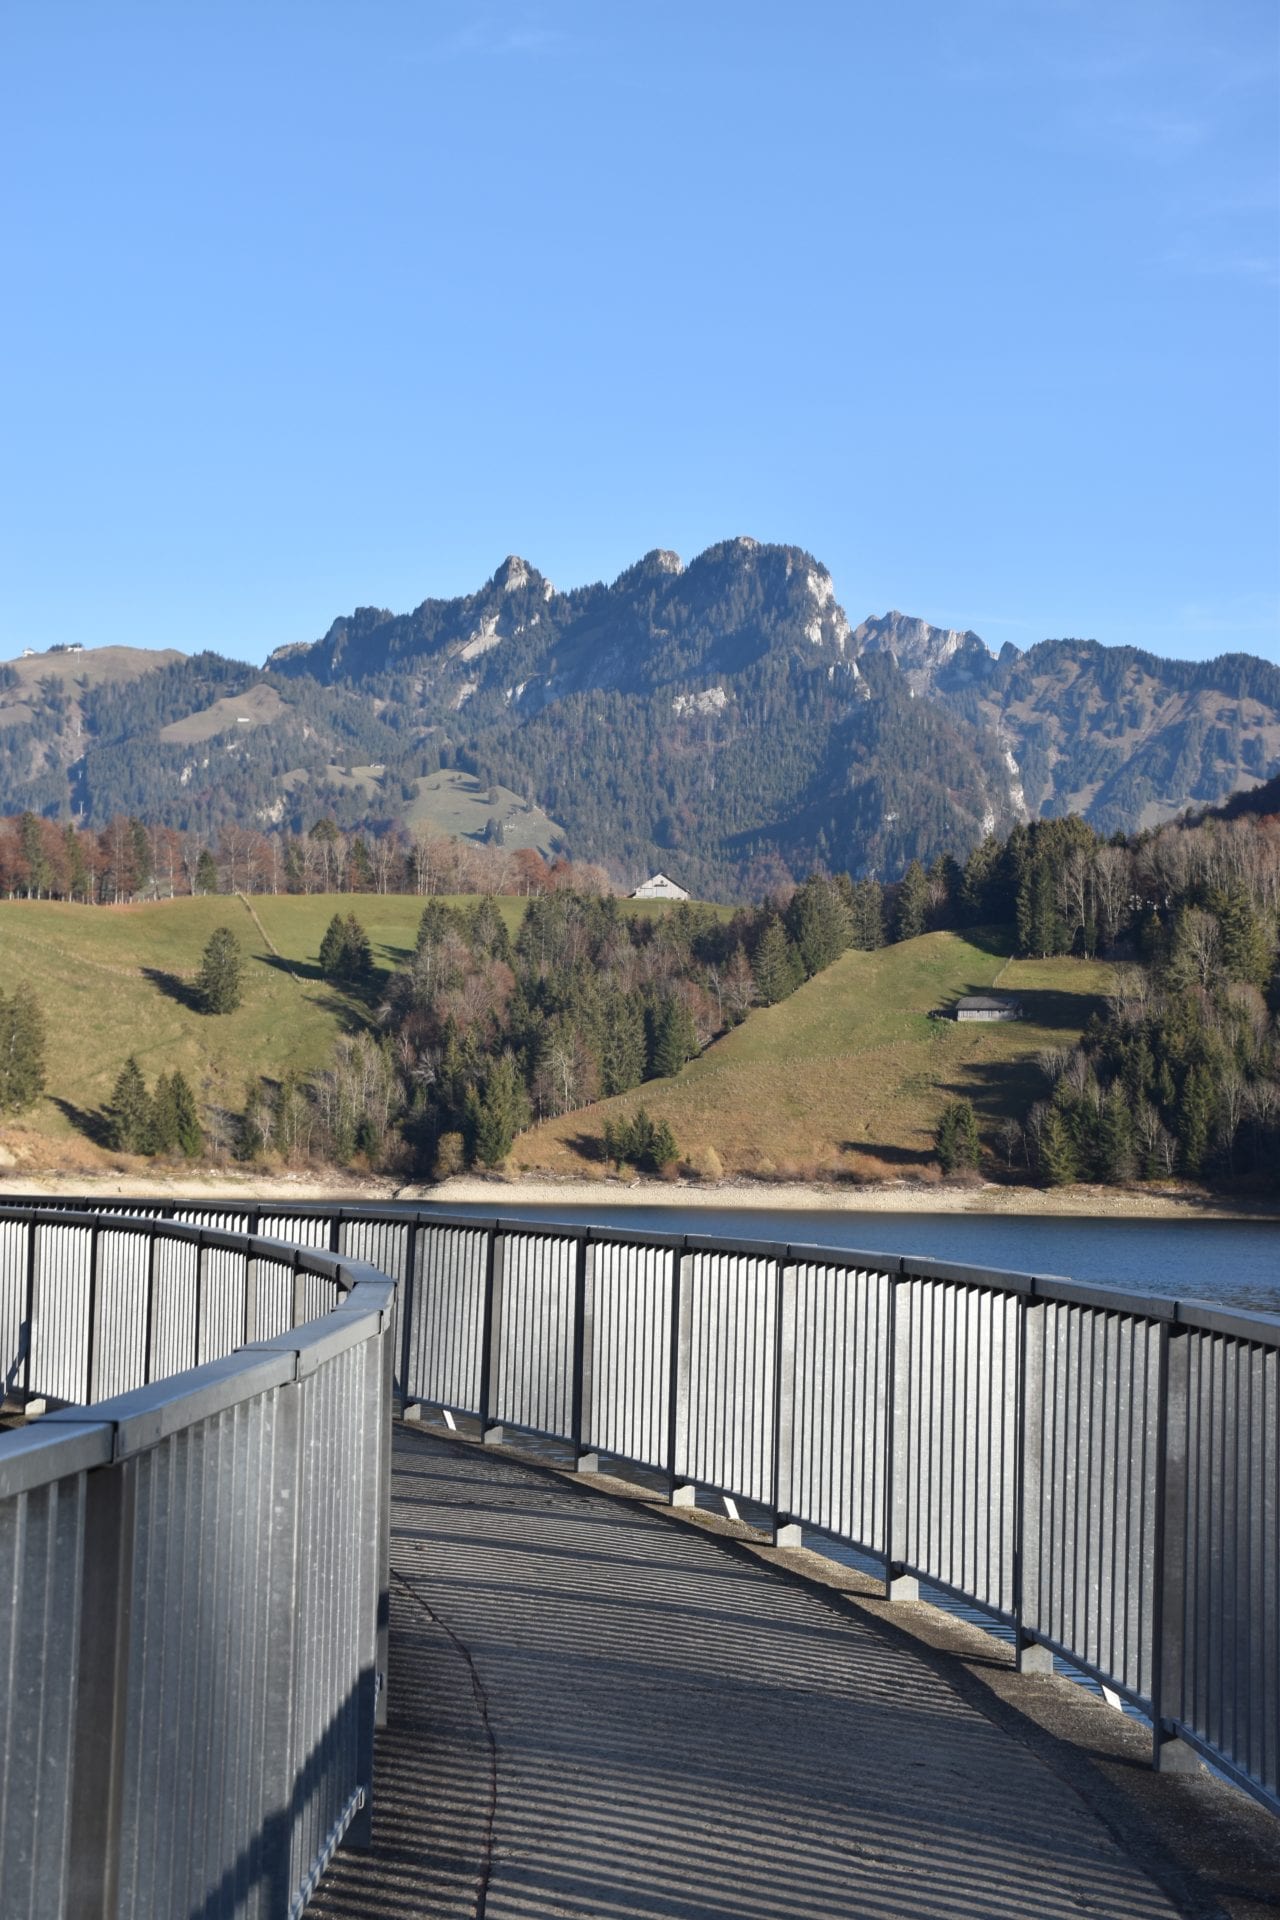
[0,1169,1274,1223]
[0,1170,399,1206]
[419,1173,1279,1223]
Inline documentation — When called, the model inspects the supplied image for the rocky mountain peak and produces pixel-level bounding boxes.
[852,610,994,695]
[492,555,545,597]
[614,548,685,591]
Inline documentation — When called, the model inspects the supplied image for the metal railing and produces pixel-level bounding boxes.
[5,1195,1278,1824]
[0,1210,394,1919]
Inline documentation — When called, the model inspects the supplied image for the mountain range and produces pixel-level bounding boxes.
[2,537,1277,894]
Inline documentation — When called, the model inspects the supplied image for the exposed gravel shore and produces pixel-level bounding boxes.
[423,1173,1280,1221]
[4,1167,1270,1221]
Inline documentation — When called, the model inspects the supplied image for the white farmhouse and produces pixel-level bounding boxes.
[630,872,690,902]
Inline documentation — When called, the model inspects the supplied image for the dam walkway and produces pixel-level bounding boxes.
[307,1424,1257,1920]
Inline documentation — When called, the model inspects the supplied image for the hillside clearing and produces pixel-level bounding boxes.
[405,770,567,854]
[0,891,717,1165]
[512,931,1115,1180]
[158,682,285,743]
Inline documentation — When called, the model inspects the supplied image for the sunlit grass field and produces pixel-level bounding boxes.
[513,930,1115,1178]
[0,890,723,1156]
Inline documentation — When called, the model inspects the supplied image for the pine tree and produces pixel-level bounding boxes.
[849,879,884,950]
[1038,1108,1078,1187]
[473,1054,530,1167]
[935,1099,980,1173]
[319,913,348,978]
[153,1069,202,1157]
[197,927,245,1014]
[752,918,801,1006]
[64,825,89,902]
[893,860,929,942]
[651,996,696,1078]
[599,991,646,1095]
[195,847,219,895]
[1213,886,1272,990]
[0,986,47,1113]
[151,1071,177,1151]
[1177,1063,1218,1177]
[129,819,152,897]
[960,837,1001,924]
[106,1056,154,1154]
[1098,1085,1135,1183]
[603,1106,679,1173]
[788,874,852,977]
[341,911,373,983]
[347,837,374,890]
[1017,857,1060,957]
[468,896,512,962]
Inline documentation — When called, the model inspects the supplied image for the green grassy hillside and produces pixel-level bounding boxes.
[405,770,567,855]
[0,893,488,1160]
[513,930,1115,1180]
[0,890,720,1166]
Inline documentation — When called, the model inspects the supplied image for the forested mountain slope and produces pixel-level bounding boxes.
[3,538,1277,894]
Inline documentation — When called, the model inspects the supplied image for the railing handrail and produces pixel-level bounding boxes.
[5,1191,1279,1347]
[0,1211,395,1919]
[2,1192,1276,1834]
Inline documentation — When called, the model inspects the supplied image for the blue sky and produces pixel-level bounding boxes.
[3,1,1277,665]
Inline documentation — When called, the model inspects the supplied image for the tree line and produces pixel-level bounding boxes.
[941,803,1280,1189]
[0,809,610,904]
[3,780,1276,1191]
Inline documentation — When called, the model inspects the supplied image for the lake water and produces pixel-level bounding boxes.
[410,1200,1280,1316]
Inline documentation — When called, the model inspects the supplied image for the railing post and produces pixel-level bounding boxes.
[243,1237,258,1347]
[260,1378,306,1910]
[142,1226,157,1385]
[67,1455,135,1918]
[668,1247,695,1506]
[771,1258,800,1547]
[1016,1294,1053,1673]
[571,1235,598,1472]
[399,1217,420,1410]
[84,1219,101,1405]
[193,1231,206,1368]
[480,1227,505,1444]
[20,1215,36,1396]
[291,1247,306,1330]
[376,1313,393,1731]
[1153,1321,1199,1774]
[884,1269,918,1602]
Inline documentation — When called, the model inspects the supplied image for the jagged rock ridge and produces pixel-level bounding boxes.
[2,539,1277,894]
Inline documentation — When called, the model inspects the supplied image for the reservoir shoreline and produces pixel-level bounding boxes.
[2,1168,1276,1222]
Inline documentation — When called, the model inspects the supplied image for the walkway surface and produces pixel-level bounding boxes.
[309,1427,1207,1920]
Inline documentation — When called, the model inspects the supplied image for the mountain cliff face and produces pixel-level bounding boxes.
[845,611,1280,835]
[266,538,1019,890]
[2,538,1277,894]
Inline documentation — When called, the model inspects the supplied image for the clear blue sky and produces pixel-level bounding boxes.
[3,2,1277,665]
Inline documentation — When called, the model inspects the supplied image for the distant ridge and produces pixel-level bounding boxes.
[2,539,1277,893]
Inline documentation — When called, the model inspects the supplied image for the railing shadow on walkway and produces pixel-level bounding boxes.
[309,1426,1257,1920]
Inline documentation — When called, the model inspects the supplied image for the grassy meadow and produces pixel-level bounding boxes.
[1,898,1112,1184]
[0,889,721,1167]
[0,893,453,1163]
[405,769,567,855]
[512,930,1115,1180]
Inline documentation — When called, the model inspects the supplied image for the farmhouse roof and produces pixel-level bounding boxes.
[956,994,1019,1011]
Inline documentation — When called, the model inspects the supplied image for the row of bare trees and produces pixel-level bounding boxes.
[0,810,612,904]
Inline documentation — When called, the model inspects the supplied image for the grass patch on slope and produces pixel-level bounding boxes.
[0,894,364,1148]
[0,890,725,1161]
[511,930,1114,1180]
